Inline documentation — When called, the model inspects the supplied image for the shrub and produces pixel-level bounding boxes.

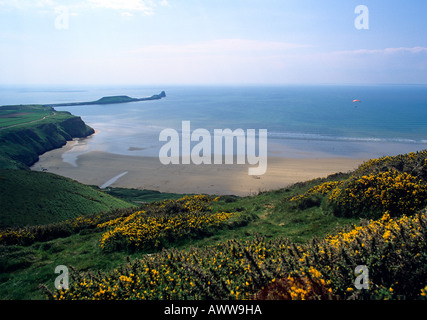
[287,151,427,219]
[97,195,242,252]
[354,150,427,182]
[328,171,427,218]
[0,207,135,246]
[253,268,336,300]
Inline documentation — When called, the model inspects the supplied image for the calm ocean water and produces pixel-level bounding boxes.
[1,85,427,160]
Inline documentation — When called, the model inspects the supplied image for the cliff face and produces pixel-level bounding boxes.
[58,116,95,138]
[0,116,94,169]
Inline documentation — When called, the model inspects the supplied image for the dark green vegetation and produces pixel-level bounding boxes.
[101,187,187,205]
[43,91,166,107]
[0,105,94,170]
[0,169,134,228]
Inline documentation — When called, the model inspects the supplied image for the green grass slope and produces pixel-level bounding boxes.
[0,105,94,170]
[0,169,134,228]
[101,187,188,204]
[0,105,52,128]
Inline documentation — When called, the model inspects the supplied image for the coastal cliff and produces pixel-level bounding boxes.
[0,91,165,169]
[0,114,94,169]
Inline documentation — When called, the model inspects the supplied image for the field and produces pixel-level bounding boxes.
[0,105,54,129]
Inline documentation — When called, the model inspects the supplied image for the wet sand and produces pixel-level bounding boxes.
[31,140,367,196]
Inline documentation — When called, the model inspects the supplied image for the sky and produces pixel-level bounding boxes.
[0,0,426,85]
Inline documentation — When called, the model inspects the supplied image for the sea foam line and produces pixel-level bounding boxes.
[268,132,427,144]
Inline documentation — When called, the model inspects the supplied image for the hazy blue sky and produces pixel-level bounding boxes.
[0,0,426,85]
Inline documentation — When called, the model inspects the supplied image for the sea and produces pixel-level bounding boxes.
[1,84,427,162]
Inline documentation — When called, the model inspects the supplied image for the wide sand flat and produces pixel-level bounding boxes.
[31,141,367,196]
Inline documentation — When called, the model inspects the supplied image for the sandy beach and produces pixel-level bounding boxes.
[30,139,367,196]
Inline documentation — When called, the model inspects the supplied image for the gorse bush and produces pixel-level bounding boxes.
[0,207,136,246]
[289,181,341,210]
[289,151,427,219]
[46,210,427,300]
[0,195,247,251]
[321,211,427,299]
[354,150,427,181]
[329,171,427,218]
[0,195,252,251]
[97,195,245,252]
[290,181,341,203]
[98,211,239,252]
[253,267,335,300]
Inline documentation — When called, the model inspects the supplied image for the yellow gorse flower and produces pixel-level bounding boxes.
[49,209,427,301]
[97,195,238,251]
[328,170,427,217]
[290,181,341,202]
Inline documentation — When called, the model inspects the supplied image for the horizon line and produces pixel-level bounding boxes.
[1,82,427,88]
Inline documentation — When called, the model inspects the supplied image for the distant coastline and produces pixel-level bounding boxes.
[42,91,166,108]
[0,90,167,170]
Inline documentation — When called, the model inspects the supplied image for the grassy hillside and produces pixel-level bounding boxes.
[101,187,188,204]
[0,105,94,170]
[0,187,358,299]
[0,105,53,128]
[0,169,134,228]
[1,150,426,300]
